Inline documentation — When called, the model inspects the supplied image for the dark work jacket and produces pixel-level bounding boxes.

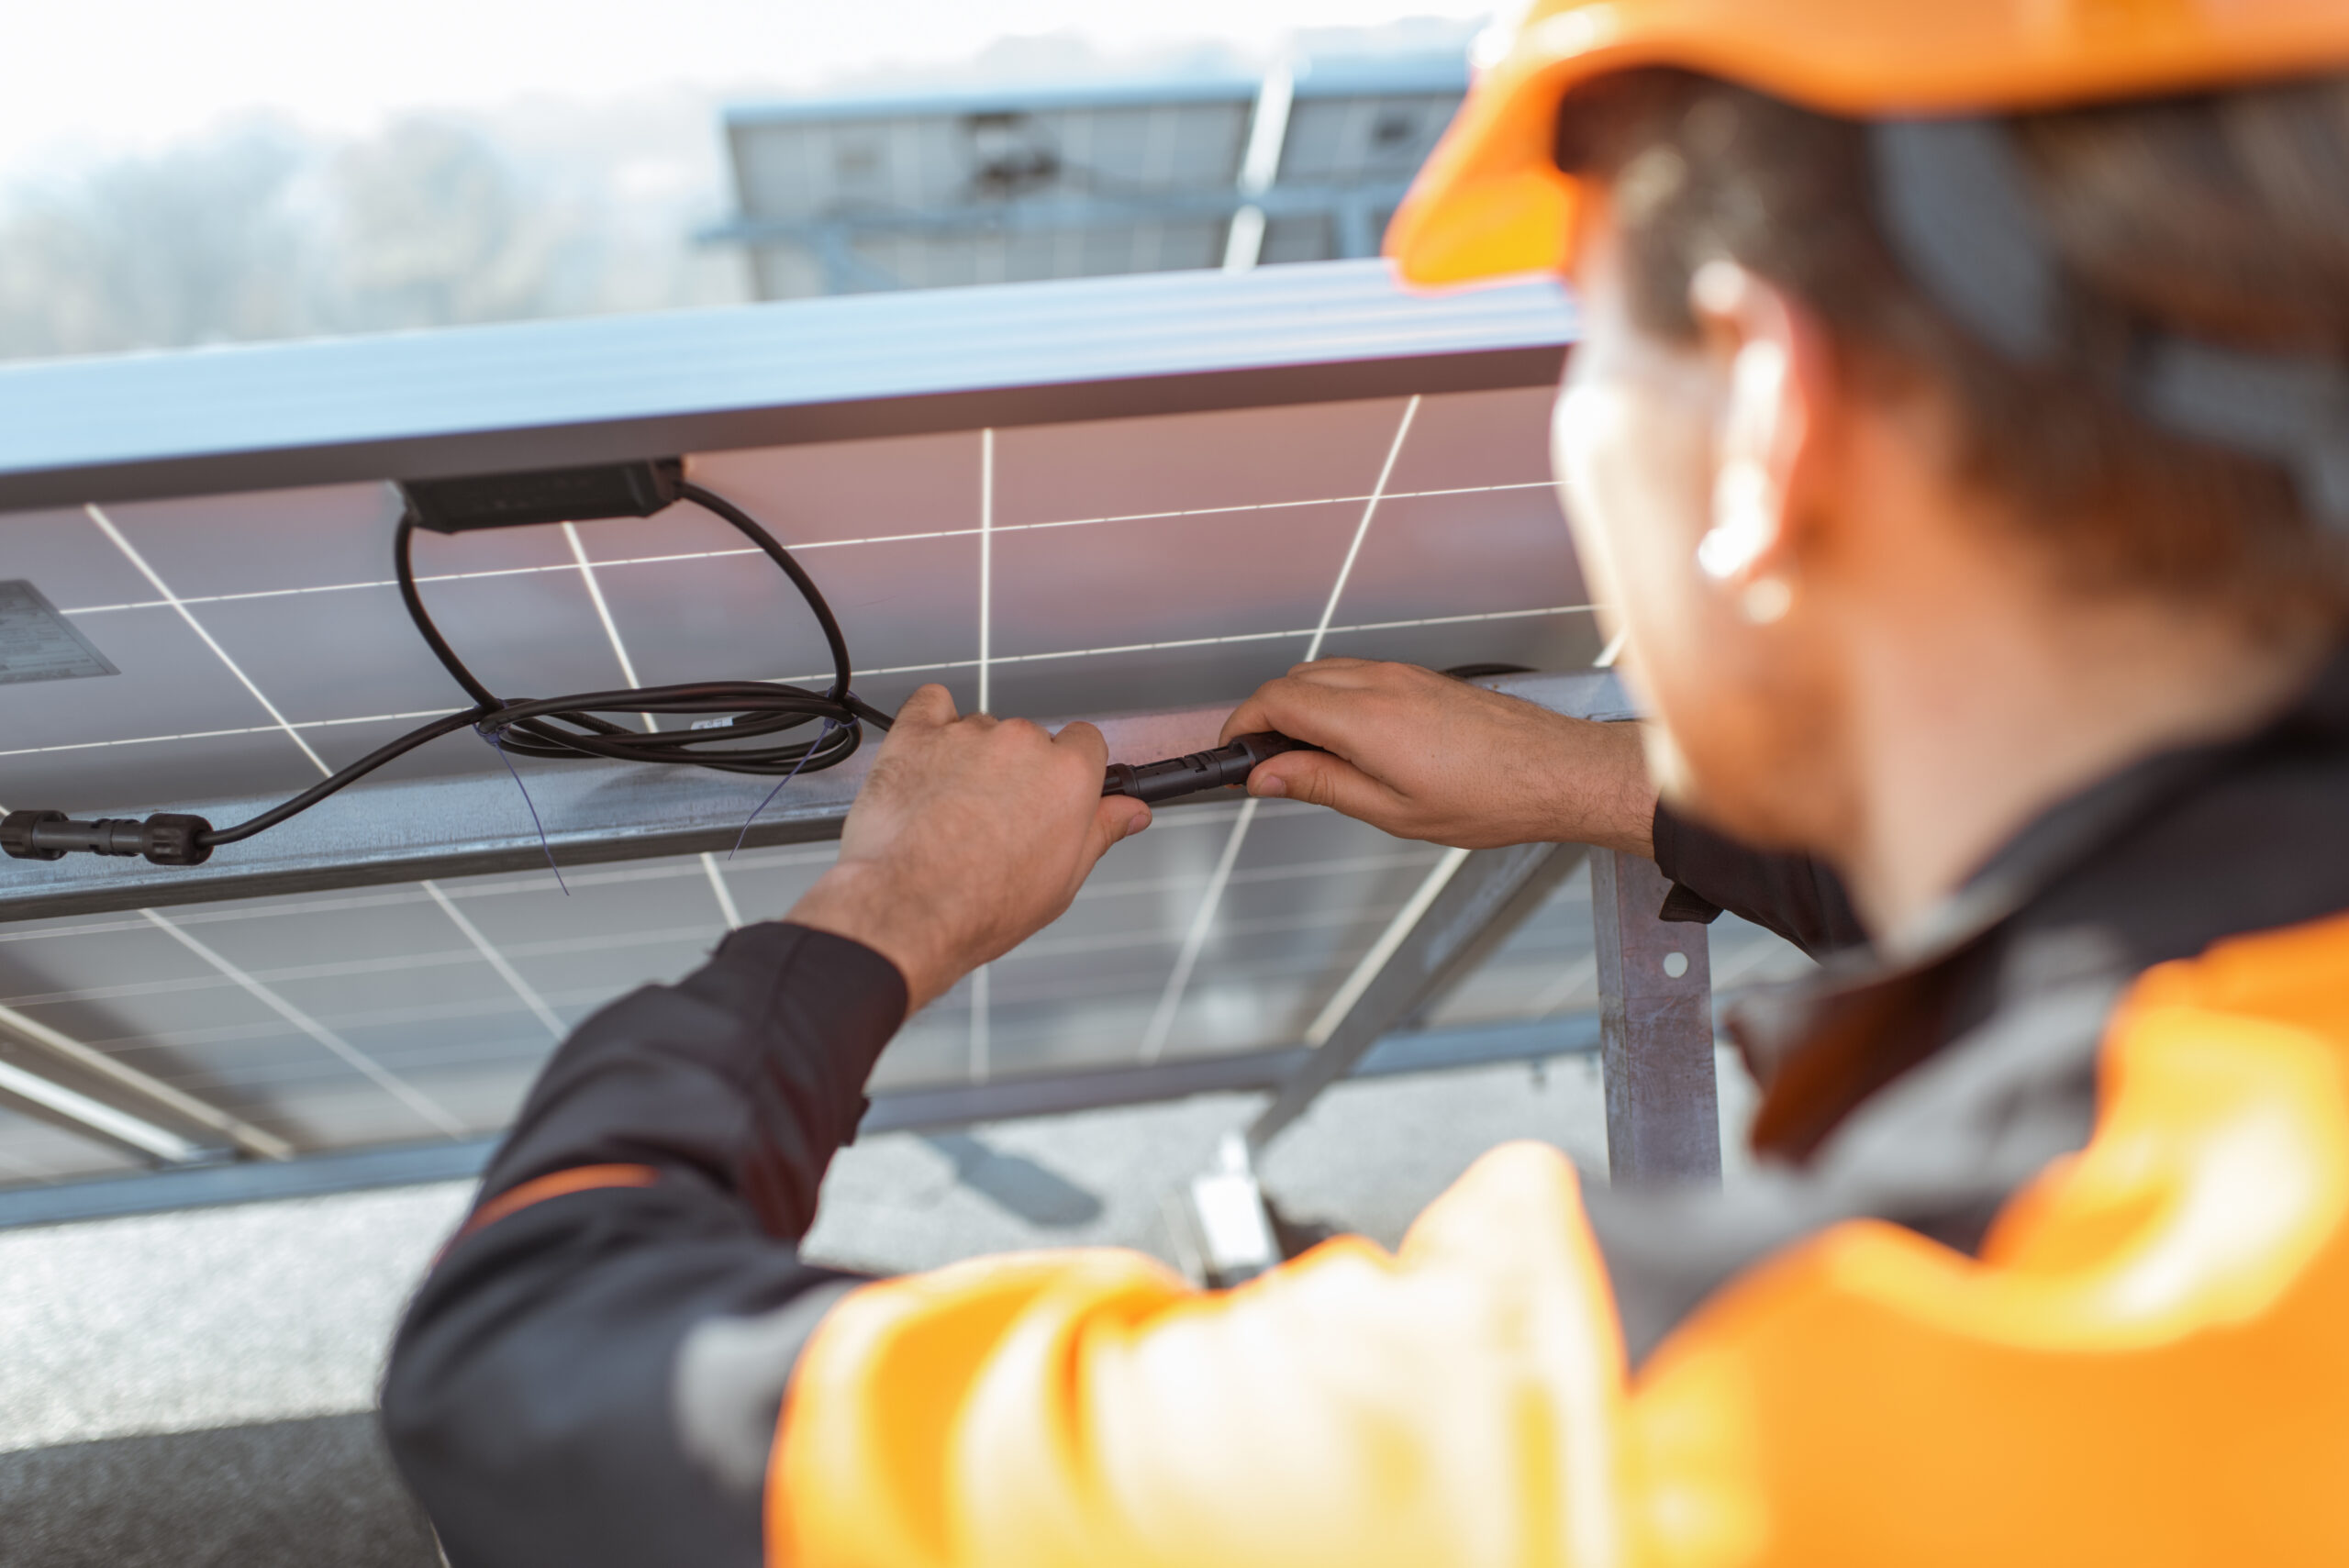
[382,648,2349,1568]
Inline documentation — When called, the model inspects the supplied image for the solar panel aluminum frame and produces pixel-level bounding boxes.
[0,259,1569,513]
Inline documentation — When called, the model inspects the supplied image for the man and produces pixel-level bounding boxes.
[385,4,2349,1562]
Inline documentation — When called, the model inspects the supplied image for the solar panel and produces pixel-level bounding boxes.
[0,260,1797,1202]
[714,55,1468,296]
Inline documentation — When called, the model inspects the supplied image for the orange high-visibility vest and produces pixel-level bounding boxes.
[774,911,2349,1567]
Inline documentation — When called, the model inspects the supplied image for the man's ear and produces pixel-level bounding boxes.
[1686,261,1834,595]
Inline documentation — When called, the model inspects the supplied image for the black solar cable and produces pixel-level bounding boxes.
[1,481,891,866]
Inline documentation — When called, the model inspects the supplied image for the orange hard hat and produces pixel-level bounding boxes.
[1387,0,2349,288]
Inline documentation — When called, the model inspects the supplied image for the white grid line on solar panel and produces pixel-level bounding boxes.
[82,501,477,1140]
[108,1022,560,1081]
[964,936,1510,1023]
[78,893,1458,1095]
[100,1066,536,1128]
[1010,893,1418,966]
[0,826,1455,1146]
[701,854,746,931]
[157,1041,565,1098]
[0,848,1441,1012]
[423,881,566,1042]
[833,945,1480,1042]
[50,484,1558,617]
[83,505,334,780]
[977,427,996,715]
[971,428,997,1074]
[1138,394,1422,1063]
[612,606,1602,685]
[123,998,1081,1098]
[0,707,462,759]
[547,519,760,937]
[0,784,1461,1150]
[104,946,1625,1105]
[431,533,622,1029]
[92,986,623,1062]
[17,954,1415,1099]
[0,606,1597,761]
[138,907,464,1137]
[969,964,991,1081]
[76,507,441,1128]
[118,943,1484,1089]
[562,520,651,707]
[122,958,1426,1102]
[0,924,733,1009]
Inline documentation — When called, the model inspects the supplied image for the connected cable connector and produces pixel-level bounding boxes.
[1097,665,1529,807]
[1,811,214,867]
[1103,732,1319,805]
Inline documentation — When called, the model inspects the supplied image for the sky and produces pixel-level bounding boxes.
[0,1,1494,179]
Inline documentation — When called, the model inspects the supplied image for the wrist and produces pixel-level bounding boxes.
[786,861,955,1013]
[1537,717,1658,857]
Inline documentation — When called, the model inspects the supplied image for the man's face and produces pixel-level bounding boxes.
[1548,194,1839,850]
[1551,196,1722,811]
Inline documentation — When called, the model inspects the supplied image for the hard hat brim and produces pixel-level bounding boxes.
[1387,0,2349,289]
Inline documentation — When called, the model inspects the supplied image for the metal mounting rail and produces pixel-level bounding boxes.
[0,1013,1601,1231]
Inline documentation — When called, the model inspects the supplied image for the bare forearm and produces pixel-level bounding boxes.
[1223,660,1660,856]
[1533,713,1657,858]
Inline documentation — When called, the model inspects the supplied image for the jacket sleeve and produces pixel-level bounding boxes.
[380,921,906,1568]
[772,913,2349,1568]
[1649,802,1868,958]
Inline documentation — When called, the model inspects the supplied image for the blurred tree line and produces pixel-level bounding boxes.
[0,111,742,361]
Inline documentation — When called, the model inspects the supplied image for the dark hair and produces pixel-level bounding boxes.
[1554,70,2349,634]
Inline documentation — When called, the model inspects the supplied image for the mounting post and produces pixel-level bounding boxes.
[1589,848,1720,1184]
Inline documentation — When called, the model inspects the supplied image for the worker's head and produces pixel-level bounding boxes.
[1392,2,2349,896]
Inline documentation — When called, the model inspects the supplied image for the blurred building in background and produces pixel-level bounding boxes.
[707,54,1465,297]
[0,38,1474,363]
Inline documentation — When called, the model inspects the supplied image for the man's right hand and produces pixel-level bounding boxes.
[1219,659,1657,855]
[788,685,1150,1015]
